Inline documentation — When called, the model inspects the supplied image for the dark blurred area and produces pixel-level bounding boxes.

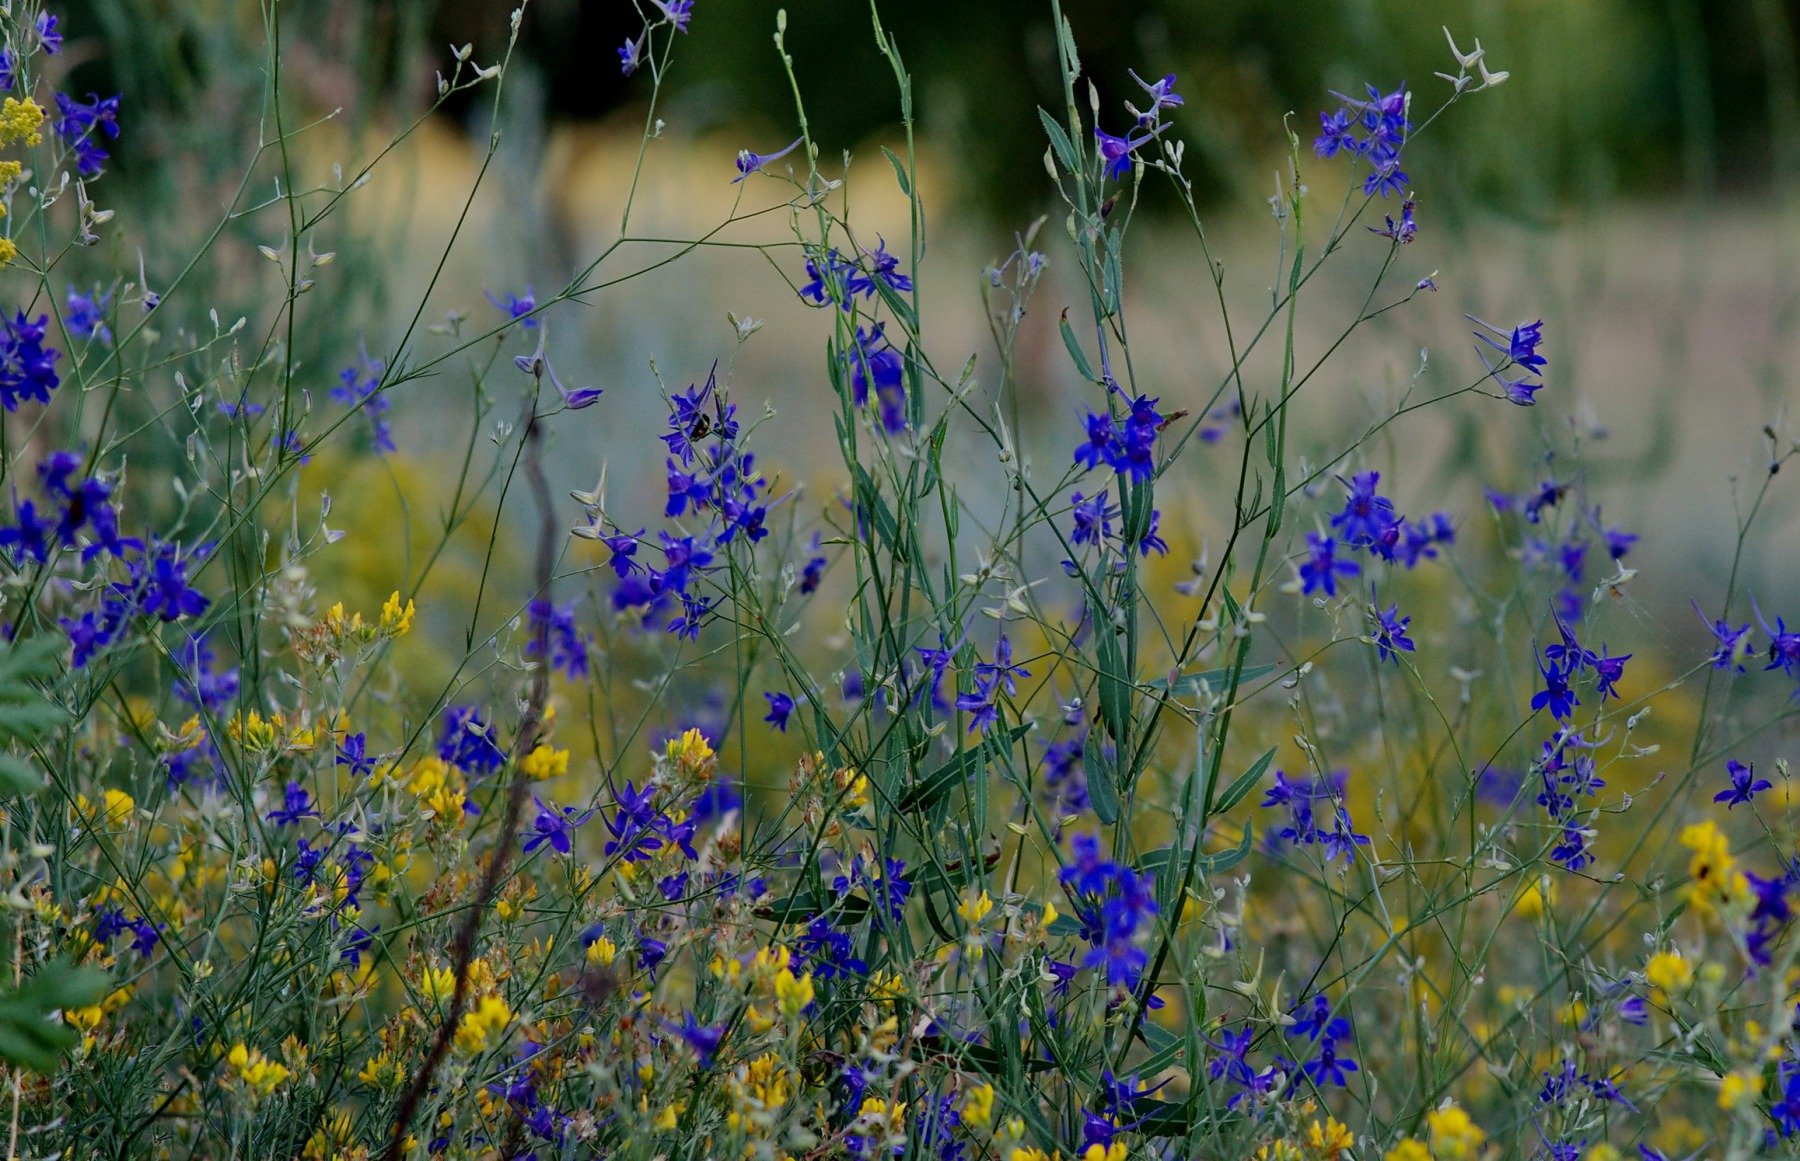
[67,0,1800,215]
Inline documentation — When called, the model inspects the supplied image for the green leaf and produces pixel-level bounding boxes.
[1083,729,1119,825]
[1203,822,1255,874]
[880,146,911,196]
[897,725,1031,812]
[1037,108,1078,174]
[1158,663,1275,698]
[1212,745,1278,816]
[0,961,108,1074]
[1058,316,1098,383]
[0,754,44,796]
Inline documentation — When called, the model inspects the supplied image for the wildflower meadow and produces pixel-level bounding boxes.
[4,1,1800,1158]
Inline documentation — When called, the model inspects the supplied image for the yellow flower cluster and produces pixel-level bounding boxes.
[1645,949,1693,997]
[72,789,136,829]
[405,756,468,825]
[1678,820,1751,914]
[452,993,513,1054]
[726,1052,794,1134]
[0,97,44,147]
[321,590,415,644]
[226,1043,291,1097]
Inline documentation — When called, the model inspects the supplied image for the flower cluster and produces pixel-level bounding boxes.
[1058,834,1159,991]
[1314,84,1411,196]
[1262,769,1371,864]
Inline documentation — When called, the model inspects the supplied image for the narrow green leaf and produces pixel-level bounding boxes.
[1157,664,1275,698]
[897,724,1031,812]
[1213,745,1278,815]
[1058,316,1098,383]
[880,146,911,195]
[1084,729,1119,824]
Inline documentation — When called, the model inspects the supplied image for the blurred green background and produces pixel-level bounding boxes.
[45,0,1800,654]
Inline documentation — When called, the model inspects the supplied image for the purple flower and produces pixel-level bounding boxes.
[526,598,590,680]
[523,797,594,855]
[51,92,122,176]
[957,632,1029,735]
[1369,590,1414,663]
[845,324,906,433]
[267,781,319,827]
[0,311,62,411]
[66,285,113,344]
[1531,657,1579,722]
[337,732,374,778]
[1071,394,1163,483]
[1329,471,1398,548]
[1128,70,1183,120]
[762,691,795,732]
[1070,490,1118,547]
[1095,124,1160,181]
[1298,532,1359,597]
[36,13,62,55]
[1695,601,1752,671]
[733,137,802,182]
[1714,758,1772,808]
[486,287,539,329]
[618,35,644,75]
[651,0,693,31]
[438,706,507,775]
[1367,198,1417,243]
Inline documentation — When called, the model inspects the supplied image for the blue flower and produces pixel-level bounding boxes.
[0,311,62,411]
[845,324,906,433]
[1094,124,1160,181]
[1314,84,1410,195]
[439,706,507,775]
[956,632,1029,735]
[51,92,122,177]
[651,0,694,31]
[37,13,62,55]
[336,732,374,777]
[1128,70,1183,121]
[1714,758,1772,808]
[332,349,395,452]
[523,797,594,855]
[486,287,538,329]
[618,35,644,76]
[1694,602,1752,671]
[1071,394,1162,483]
[526,598,590,679]
[1070,490,1118,547]
[733,137,802,182]
[174,635,239,712]
[1367,197,1417,243]
[1531,657,1579,722]
[267,781,319,827]
[1369,590,1414,664]
[1298,532,1358,596]
[1329,471,1398,548]
[762,691,794,732]
[66,285,113,344]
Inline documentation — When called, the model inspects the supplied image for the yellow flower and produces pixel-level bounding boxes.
[1081,1146,1127,1161]
[1645,950,1693,997]
[453,994,513,1054]
[379,591,415,636]
[652,1099,686,1131]
[1585,1146,1623,1161]
[1679,820,1750,913]
[726,1053,794,1132]
[962,1082,995,1129]
[421,965,458,1005]
[1426,1102,1485,1161]
[1514,875,1554,919]
[1720,1068,1762,1111]
[0,238,15,268]
[1009,1150,1058,1161]
[1383,1138,1432,1161]
[0,160,20,185]
[1307,1117,1354,1159]
[73,789,135,829]
[586,935,618,967]
[774,968,814,1017]
[0,98,45,147]
[958,890,994,924]
[226,1042,292,1097]
[666,727,715,769]
[522,744,569,780]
